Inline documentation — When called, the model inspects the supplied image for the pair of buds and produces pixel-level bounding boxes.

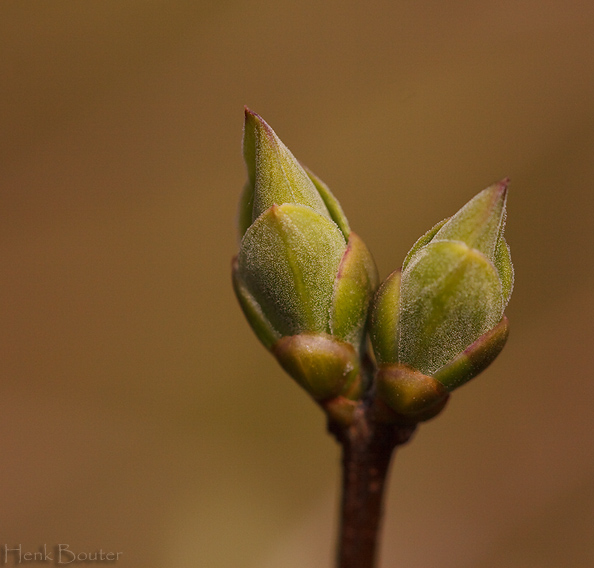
[233,109,513,426]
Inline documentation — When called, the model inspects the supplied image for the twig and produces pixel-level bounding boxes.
[329,402,416,568]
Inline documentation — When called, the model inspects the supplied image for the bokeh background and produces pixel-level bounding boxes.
[1,2,593,567]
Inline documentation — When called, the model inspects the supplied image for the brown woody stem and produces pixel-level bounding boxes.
[329,405,415,568]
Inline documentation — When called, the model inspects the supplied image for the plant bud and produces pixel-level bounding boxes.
[233,109,378,402]
[370,181,513,420]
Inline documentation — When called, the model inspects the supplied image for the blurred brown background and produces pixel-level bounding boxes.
[1,1,593,567]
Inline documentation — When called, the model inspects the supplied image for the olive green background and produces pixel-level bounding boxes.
[1,2,593,567]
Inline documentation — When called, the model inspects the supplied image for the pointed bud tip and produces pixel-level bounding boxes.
[243,105,256,118]
[243,106,259,129]
[495,177,509,198]
[244,106,273,132]
[483,178,509,200]
[488,178,509,216]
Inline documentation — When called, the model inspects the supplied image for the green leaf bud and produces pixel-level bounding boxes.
[234,109,378,403]
[370,181,513,415]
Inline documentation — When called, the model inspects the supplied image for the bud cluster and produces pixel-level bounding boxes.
[233,108,513,425]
